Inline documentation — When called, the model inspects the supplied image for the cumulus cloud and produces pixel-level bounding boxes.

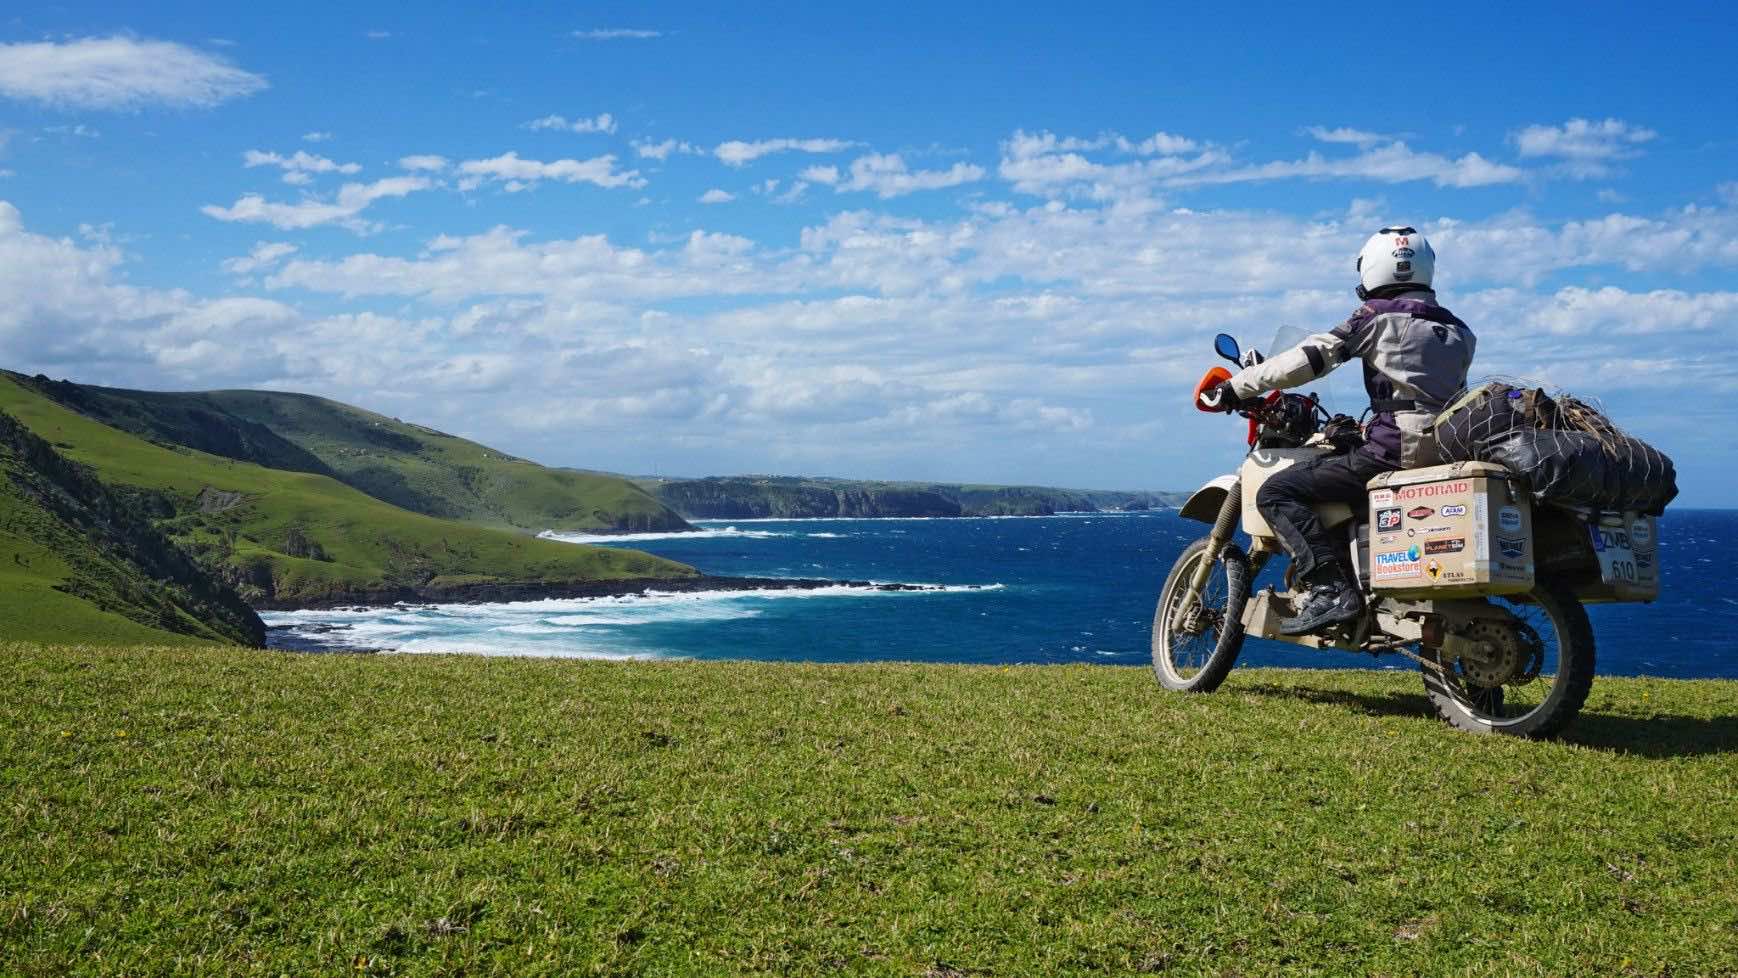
[1515,118,1656,160]
[573,28,661,40]
[715,137,854,167]
[7,188,1737,491]
[0,36,266,109]
[1304,126,1395,147]
[632,138,700,160]
[243,149,362,184]
[1512,117,1657,178]
[220,241,298,276]
[398,154,449,172]
[1000,128,1520,201]
[455,152,645,192]
[527,112,617,134]
[818,154,986,198]
[200,176,431,232]
[698,188,735,204]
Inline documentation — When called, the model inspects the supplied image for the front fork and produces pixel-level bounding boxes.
[1174,478,1241,626]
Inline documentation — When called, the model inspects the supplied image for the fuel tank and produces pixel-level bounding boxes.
[1239,448,1354,538]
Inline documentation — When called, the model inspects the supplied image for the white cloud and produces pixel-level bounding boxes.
[827,154,986,198]
[398,154,449,172]
[1512,117,1657,178]
[220,241,298,276]
[715,137,854,167]
[200,176,431,232]
[45,123,100,139]
[572,29,661,40]
[302,131,333,143]
[528,113,618,135]
[1174,143,1523,189]
[698,188,735,204]
[7,190,1737,494]
[243,149,362,183]
[1515,118,1656,160]
[1305,126,1395,147]
[0,36,266,109]
[455,152,645,192]
[632,138,700,160]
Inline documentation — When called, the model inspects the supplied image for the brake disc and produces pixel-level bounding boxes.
[1456,619,1529,686]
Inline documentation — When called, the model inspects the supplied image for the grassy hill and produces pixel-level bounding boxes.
[644,474,1185,520]
[5,644,1735,976]
[9,372,690,535]
[0,413,264,646]
[0,375,695,609]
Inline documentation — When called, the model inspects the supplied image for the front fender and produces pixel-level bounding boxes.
[1178,474,1238,524]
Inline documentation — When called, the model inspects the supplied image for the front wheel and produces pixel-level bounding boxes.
[1152,537,1251,692]
[1420,582,1596,738]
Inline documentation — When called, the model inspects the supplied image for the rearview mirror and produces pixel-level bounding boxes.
[1213,333,1241,364]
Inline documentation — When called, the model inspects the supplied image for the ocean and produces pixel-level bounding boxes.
[261,509,1738,678]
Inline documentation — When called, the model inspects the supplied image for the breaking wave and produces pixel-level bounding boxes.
[261,582,1002,658]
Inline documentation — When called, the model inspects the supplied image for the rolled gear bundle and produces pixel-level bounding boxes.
[1430,382,1678,515]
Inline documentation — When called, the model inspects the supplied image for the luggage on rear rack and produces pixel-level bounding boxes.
[1429,382,1677,516]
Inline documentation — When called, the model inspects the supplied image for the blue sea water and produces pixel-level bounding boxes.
[261,510,1738,678]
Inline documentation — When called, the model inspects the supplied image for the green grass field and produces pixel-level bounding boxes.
[5,644,1735,976]
[0,377,693,607]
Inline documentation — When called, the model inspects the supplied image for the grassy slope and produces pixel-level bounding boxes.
[0,376,693,606]
[4,644,1734,976]
[0,500,209,646]
[0,413,263,646]
[6,372,690,534]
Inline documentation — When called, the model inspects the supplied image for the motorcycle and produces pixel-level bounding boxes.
[1153,332,1660,737]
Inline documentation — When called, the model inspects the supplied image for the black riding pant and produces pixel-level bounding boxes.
[1256,450,1395,584]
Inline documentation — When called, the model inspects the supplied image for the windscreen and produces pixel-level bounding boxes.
[1265,324,1362,416]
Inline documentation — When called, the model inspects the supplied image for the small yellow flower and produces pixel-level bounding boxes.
[61,730,72,738]
[116,730,127,738]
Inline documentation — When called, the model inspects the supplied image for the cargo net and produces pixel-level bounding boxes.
[1430,379,1678,515]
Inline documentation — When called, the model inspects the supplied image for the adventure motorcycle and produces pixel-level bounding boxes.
[1152,332,1660,737]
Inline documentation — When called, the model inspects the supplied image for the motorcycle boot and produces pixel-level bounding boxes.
[1279,571,1364,636]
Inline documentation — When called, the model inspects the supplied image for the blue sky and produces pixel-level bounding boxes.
[1,2,1735,504]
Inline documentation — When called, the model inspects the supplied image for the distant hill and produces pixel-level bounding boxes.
[643,475,1184,520]
[9,372,690,536]
[0,409,264,646]
[0,374,695,611]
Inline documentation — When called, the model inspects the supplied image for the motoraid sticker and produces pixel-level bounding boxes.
[1440,504,1468,518]
[1396,481,1470,501]
[1498,506,1524,533]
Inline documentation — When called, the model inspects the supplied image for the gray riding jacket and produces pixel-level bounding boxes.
[1226,289,1476,468]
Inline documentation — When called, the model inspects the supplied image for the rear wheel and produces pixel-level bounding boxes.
[1152,537,1251,692]
[1420,583,1595,738]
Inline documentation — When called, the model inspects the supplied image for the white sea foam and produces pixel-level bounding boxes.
[540,526,788,544]
[688,510,1165,524]
[260,580,1002,657]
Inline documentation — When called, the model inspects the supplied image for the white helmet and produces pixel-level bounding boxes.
[1355,225,1435,299]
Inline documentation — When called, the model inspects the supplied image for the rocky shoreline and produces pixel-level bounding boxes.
[251,574,976,613]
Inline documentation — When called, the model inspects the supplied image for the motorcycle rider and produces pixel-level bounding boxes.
[1205,226,1476,635]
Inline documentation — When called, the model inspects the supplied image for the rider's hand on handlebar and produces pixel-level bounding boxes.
[1201,380,1244,413]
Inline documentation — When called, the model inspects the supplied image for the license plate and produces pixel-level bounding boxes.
[1589,523,1639,586]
